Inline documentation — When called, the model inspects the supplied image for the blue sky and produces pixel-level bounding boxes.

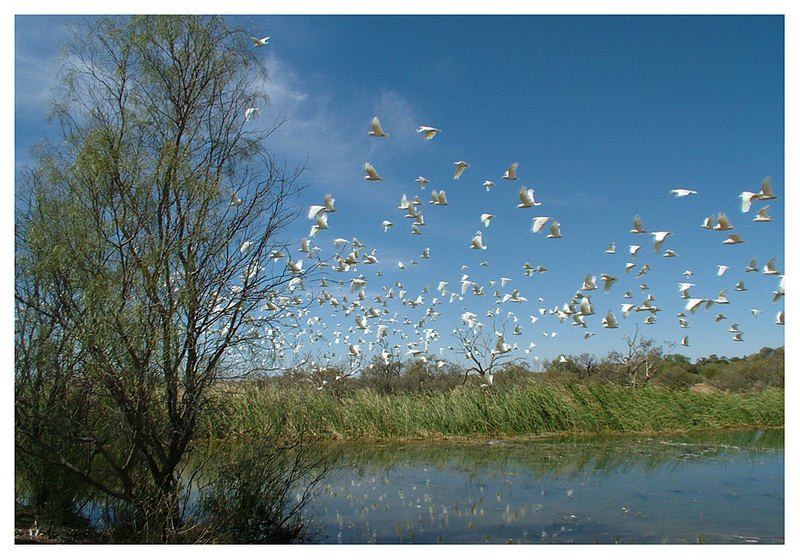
[13,13,787,367]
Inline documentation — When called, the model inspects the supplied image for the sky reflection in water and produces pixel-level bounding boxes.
[307,430,783,544]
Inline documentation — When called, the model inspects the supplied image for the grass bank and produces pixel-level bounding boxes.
[203,382,784,440]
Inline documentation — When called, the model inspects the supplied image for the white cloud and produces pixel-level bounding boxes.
[255,52,426,205]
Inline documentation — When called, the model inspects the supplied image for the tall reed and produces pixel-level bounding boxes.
[203,381,784,441]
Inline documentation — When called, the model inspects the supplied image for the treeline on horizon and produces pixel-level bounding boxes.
[248,345,785,395]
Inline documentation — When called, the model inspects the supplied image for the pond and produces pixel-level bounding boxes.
[304,430,784,544]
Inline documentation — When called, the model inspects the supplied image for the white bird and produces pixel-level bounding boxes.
[547,221,563,239]
[364,162,384,181]
[740,191,759,213]
[757,176,777,200]
[523,262,536,276]
[602,310,619,328]
[368,116,389,137]
[686,298,706,314]
[763,258,781,275]
[230,190,243,207]
[751,308,762,317]
[732,332,743,342]
[723,233,745,245]
[664,250,678,257]
[250,36,270,47]
[582,275,598,291]
[308,204,326,219]
[671,188,697,197]
[621,303,635,318]
[244,107,260,121]
[717,265,729,276]
[453,161,470,179]
[531,216,551,233]
[430,190,448,205]
[397,193,411,210]
[776,310,784,325]
[323,193,336,213]
[745,257,758,272]
[714,289,730,305]
[735,280,747,291]
[773,275,785,302]
[651,231,673,254]
[381,220,394,232]
[288,259,303,274]
[681,336,689,347]
[239,241,253,253]
[482,180,496,191]
[480,213,495,227]
[630,215,647,234]
[629,245,641,257]
[517,187,542,208]
[605,242,616,254]
[753,206,772,222]
[678,282,695,298]
[314,212,329,230]
[416,125,442,140]
[600,273,617,292]
[503,163,520,180]
[701,216,714,229]
[471,230,487,250]
[415,176,430,189]
[713,213,734,231]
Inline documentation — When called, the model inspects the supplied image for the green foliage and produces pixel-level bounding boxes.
[15,15,309,542]
[205,346,784,441]
[208,381,784,441]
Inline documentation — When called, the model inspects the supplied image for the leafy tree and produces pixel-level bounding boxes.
[15,15,308,541]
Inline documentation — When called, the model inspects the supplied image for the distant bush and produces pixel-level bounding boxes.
[255,346,783,397]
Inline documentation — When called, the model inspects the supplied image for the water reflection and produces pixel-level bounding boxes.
[307,430,784,544]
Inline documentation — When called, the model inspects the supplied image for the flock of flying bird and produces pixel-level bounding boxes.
[233,37,784,386]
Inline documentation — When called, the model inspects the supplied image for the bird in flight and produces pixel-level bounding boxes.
[453,161,470,179]
[630,215,647,234]
[416,125,442,140]
[250,36,270,47]
[531,216,551,233]
[364,162,384,181]
[651,231,673,254]
[503,163,520,181]
[368,116,389,137]
[245,107,260,121]
[517,187,541,208]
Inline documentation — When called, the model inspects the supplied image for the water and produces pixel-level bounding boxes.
[305,430,783,544]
